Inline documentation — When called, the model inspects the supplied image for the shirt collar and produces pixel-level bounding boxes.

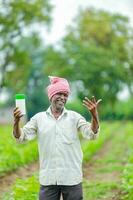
[46,106,68,117]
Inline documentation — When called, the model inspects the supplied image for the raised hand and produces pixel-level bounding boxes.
[83,96,102,115]
[82,96,102,133]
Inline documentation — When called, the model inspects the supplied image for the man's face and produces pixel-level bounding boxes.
[51,92,68,111]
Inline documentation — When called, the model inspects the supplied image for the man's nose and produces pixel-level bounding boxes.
[60,94,65,99]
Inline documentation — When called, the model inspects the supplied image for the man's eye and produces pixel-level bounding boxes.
[64,94,68,97]
[57,93,68,97]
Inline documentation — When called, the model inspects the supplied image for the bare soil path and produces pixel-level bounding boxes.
[83,129,128,200]
[0,161,39,196]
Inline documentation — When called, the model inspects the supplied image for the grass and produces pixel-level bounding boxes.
[121,122,133,200]
[83,121,133,200]
[82,121,121,162]
[2,173,39,200]
[0,125,38,176]
[83,179,119,200]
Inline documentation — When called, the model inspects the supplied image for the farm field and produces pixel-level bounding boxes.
[1,1,133,200]
[0,121,133,200]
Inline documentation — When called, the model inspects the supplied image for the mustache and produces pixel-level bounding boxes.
[56,98,66,103]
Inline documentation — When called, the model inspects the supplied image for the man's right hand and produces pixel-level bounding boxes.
[13,107,23,139]
[13,107,23,123]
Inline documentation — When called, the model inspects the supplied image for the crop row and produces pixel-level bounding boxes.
[0,125,38,176]
[121,122,133,200]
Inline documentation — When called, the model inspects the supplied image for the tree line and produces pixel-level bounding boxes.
[0,1,133,120]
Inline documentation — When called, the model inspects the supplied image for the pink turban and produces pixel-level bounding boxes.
[47,76,71,100]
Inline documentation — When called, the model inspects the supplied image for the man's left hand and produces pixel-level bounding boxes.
[83,96,102,116]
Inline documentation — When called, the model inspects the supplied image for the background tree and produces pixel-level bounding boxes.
[5,35,50,118]
[44,8,133,107]
[0,0,52,90]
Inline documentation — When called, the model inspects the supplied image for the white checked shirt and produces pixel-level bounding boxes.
[17,107,99,185]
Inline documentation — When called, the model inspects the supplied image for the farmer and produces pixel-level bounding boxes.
[13,76,101,200]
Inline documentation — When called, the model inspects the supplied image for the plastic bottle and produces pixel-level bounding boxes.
[15,94,26,115]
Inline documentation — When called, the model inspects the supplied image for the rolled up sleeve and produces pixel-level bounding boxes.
[77,117,100,140]
[16,115,38,143]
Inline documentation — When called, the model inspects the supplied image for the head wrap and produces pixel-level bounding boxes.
[47,76,71,100]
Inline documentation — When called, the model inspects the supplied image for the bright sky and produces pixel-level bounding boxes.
[42,0,133,45]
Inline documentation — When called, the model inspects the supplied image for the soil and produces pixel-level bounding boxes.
[83,136,127,200]
[0,161,39,196]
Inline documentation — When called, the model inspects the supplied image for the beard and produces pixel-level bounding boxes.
[56,100,65,110]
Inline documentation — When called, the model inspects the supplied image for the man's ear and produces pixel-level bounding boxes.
[49,97,52,103]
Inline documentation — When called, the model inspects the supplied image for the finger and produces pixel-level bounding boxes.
[14,110,21,116]
[83,100,95,108]
[82,103,92,111]
[14,108,21,114]
[14,114,23,123]
[14,115,23,121]
[91,96,96,103]
[14,108,21,115]
[13,107,19,112]
[14,111,22,118]
[14,113,23,119]
[84,97,95,106]
[96,99,102,105]
[83,100,95,107]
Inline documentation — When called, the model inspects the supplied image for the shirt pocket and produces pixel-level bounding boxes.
[61,126,77,144]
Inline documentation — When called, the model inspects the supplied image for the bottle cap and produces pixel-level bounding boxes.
[15,94,26,99]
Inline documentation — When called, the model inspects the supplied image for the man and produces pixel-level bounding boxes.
[13,76,101,200]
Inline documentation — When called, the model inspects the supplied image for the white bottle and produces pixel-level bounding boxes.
[15,94,26,115]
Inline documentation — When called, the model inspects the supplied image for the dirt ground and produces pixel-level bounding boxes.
[0,161,39,195]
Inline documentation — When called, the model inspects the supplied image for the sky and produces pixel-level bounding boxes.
[42,0,133,45]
